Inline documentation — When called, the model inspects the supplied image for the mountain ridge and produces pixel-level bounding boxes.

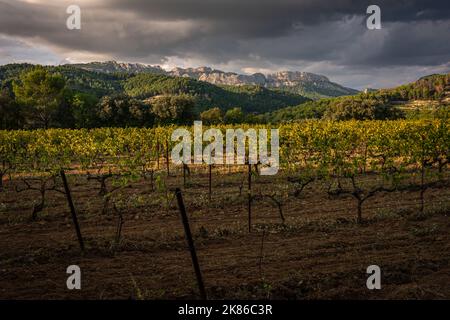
[0,62,311,114]
[67,60,359,99]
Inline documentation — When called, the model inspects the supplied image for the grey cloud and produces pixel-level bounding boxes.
[0,0,449,89]
[106,0,450,23]
[0,35,60,65]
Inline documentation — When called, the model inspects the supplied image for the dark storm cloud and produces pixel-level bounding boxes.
[106,0,450,35]
[107,0,450,23]
[349,20,450,66]
[0,0,448,88]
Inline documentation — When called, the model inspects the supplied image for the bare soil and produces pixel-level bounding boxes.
[1,166,449,299]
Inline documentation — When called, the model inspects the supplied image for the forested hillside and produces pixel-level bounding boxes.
[266,73,450,123]
[123,73,309,113]
[0,64,124,96]
[1,63,448,129]
[371,74,450,101]
[0,63,309,129]
[67,61,359,99]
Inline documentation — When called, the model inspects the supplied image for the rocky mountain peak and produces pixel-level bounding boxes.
[66,60,358,99]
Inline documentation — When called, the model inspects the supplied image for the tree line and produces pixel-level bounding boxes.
[266,73,449,123]
[2,66,448,129]
[0,67,270,130]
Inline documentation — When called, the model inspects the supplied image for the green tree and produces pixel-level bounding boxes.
[129,99,154,127]
[200,107,223,125]
[13,67,67,128]
[151,94,196,125]
[224,107,244,124]
[244,113,266,124]
[323,97,403,121]
[0,86,23,130]
[97,94,154,127]
[71,92,99,128]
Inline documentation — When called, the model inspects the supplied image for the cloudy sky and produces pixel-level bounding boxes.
[0,0,449,89]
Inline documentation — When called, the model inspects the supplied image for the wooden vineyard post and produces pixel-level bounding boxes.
[165,139,170,177]
[183,164,190,188]
[0,161,4,192]
[175,188,207,300]
[156,140,160,170]
[248,163,252,233]
[420,134,425,214]
[150,169,154,192]
[60,170,85,251]
[208,164,212,202]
